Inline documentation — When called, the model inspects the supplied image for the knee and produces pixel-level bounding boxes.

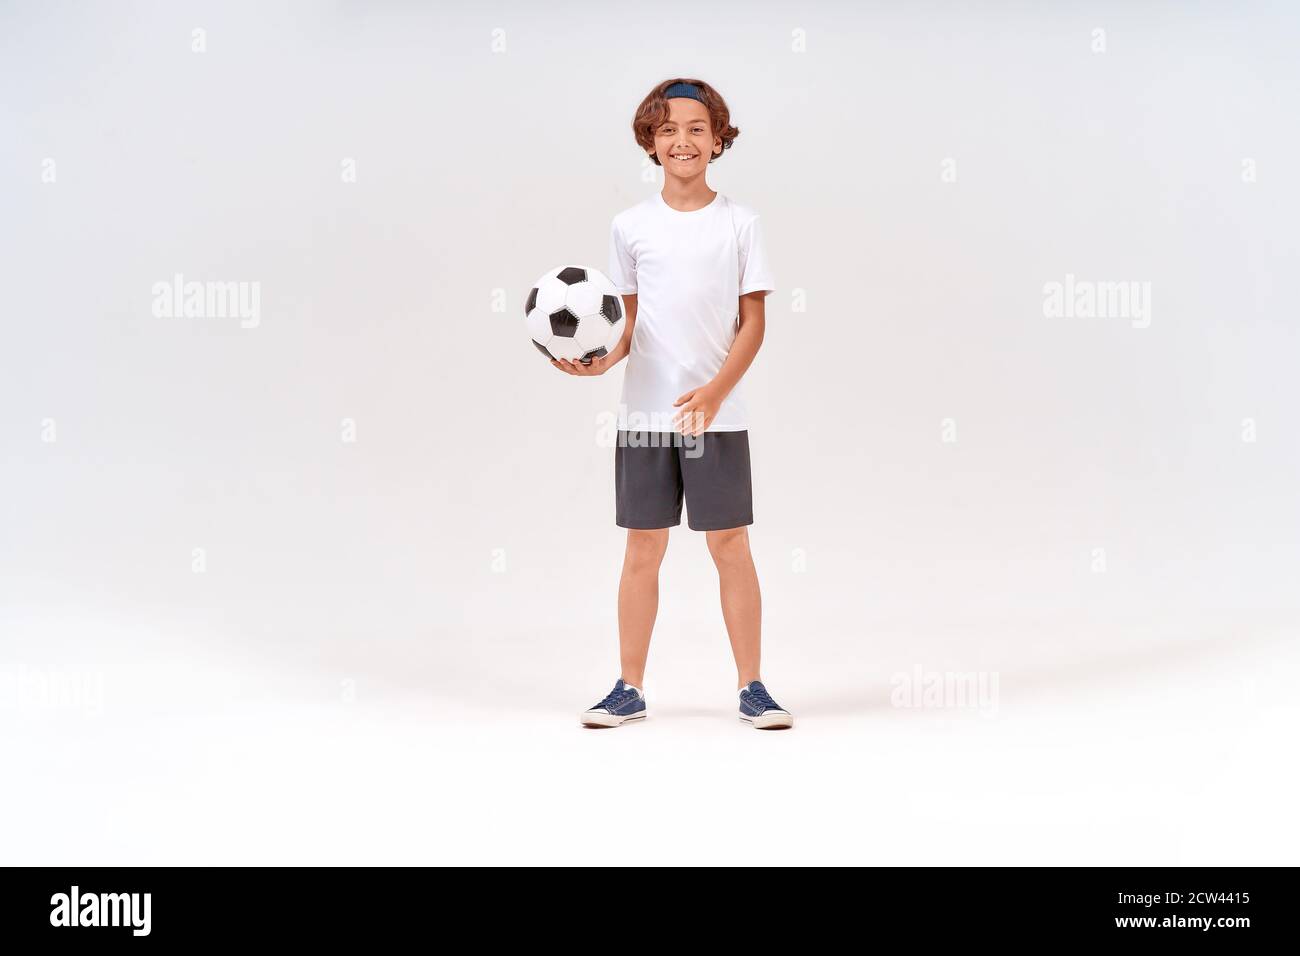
[624,529,669,573]
[706,527,750,569]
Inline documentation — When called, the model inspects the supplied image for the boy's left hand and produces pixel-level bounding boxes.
[552,353,615,376]
[672,383,725,436]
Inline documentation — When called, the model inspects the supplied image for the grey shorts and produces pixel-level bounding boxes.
[614,430,754,531]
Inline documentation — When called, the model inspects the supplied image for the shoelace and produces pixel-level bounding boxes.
[745,684,780,712]
[596,685,633,710]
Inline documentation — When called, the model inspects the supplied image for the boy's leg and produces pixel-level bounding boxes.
[618,528,669,688]
[614,429,684,690]
[679,430,759,688]
[705,526,762,689]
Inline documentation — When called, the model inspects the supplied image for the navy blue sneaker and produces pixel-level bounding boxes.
[739,681,793,729]
[580,678,647,727]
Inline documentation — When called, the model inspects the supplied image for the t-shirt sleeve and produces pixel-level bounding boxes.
[738,215,775,296]
[608,218,637,294]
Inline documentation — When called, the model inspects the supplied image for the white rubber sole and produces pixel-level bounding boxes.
[580,710,648,728]
[740,711,794,730]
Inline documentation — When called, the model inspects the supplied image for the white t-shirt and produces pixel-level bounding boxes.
[607,191,775,433]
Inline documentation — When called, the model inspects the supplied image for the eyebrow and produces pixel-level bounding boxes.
[660,119,707,126]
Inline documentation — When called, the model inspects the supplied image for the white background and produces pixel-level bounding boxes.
[3,1,1298,864]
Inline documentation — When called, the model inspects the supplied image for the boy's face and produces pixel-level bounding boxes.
[652,98,720,178]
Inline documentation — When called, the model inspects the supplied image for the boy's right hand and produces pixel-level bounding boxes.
[552,354,614,376]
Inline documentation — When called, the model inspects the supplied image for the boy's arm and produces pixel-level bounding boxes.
[551,294,636,376]
[711,291,766,397]
[607,294,637,365]
[671,290,767,435]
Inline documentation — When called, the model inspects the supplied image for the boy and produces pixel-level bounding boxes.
[552,78,793,731]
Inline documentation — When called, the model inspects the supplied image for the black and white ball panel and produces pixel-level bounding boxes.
[525,264,626,365]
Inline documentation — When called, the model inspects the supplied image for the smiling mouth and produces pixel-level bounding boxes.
[670,153,697,163]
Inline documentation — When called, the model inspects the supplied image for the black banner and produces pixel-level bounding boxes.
[0,867,1288,944]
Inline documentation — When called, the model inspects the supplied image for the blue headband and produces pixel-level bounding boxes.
[664,81,704,102]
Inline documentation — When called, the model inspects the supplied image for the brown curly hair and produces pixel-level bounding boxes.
[632,78,740,165]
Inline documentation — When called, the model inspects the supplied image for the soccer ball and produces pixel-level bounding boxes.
[524,265,626,365]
